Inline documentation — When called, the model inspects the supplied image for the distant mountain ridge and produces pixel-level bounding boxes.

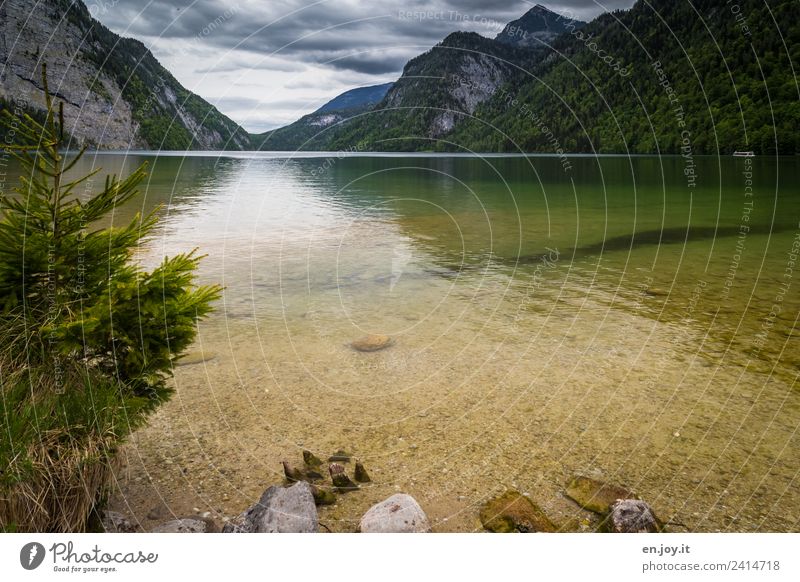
[317,83,394,112]
[254,82,393,150]
[0,0,250,149]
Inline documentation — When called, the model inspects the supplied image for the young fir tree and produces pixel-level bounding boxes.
[0,65,221,532]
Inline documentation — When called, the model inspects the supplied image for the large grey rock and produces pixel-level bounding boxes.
[223,482,318,533]
[359,494,431,533]
[151,517,217,533]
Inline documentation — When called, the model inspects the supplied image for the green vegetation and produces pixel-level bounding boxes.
[0,66,221,532]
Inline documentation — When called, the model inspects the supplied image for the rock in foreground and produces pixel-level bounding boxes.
[565,475,636,514]
[480,491,557,533]
[359,494,431,533]
[350,334,393,352]
[604,499,661,533]
[223,482,318,533]
[152,517,217,533]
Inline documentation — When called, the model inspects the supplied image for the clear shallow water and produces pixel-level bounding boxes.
[14,152,799,531]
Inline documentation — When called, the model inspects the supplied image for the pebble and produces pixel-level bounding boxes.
[350,334,394,352]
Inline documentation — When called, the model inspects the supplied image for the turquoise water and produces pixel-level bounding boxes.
[10,152,798,531]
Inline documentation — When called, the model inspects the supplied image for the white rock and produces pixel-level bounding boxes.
[359,494,431,533]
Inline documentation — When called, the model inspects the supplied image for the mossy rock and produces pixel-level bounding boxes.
[310,485,336,506]
[354,461,371,483]
[480,491,557,533]
[303,450,323,469]
[565,476,636,514]
[329,463,358,492]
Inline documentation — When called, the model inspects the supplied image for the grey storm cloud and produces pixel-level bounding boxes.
[92,0,635,75]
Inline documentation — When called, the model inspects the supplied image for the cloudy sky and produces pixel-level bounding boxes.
[89,0,635,132]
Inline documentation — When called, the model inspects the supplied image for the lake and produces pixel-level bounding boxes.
[19,151,800,531]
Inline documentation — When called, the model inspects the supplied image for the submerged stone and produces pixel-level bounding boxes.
[480,491,557,533]
[303,449,323,468]
[328,449,351,463]
[354,461,371,483]
[565,475,636,514]
[175,350,216,366]
[310,484,337,506]
[329,463,359,492]
[304,469,323,481]
[350,334,393,352]
[282,460,305,482]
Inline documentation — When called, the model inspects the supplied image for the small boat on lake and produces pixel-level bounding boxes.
[733,151,755,157]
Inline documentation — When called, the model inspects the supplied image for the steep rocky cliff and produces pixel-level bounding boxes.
[0,0,251,150]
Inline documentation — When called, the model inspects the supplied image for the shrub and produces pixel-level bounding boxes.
[0,65,221,532]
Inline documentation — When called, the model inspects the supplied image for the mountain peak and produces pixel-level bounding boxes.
[495,4,584,48]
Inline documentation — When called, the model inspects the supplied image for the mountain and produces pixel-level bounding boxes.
[495,4,585,48]
[0,0,250,150]
[254,83,393,150]
[317,83,394,112]
[258,6,579,152]
[323,0,799,155]
[448,0,800,154]
[323,31,534,151]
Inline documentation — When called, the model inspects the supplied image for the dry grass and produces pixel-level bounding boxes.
[0,354,145,532]
[0,433,120,533]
